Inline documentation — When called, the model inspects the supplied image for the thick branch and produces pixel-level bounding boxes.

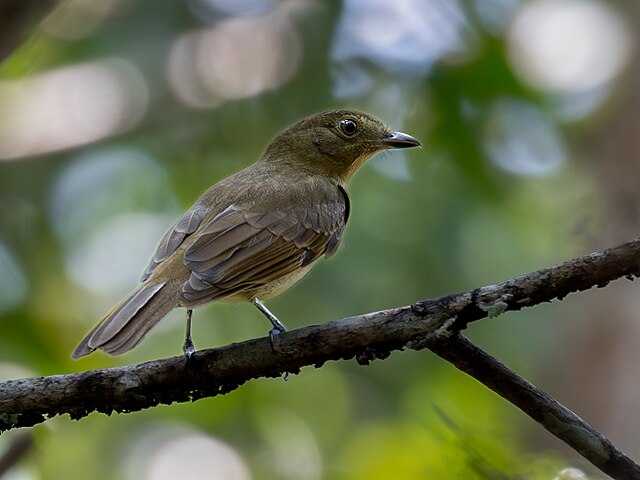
[429,334,640,480]
[1,237,640,469]
[2,237,640,429]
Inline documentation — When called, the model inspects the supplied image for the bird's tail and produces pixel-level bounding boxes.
[72,281,176,358]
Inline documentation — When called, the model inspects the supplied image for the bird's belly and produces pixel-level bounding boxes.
[225,263,316,303]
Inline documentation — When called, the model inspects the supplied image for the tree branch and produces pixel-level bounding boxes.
[429,334,640,480]
[1,237,640,477]
[0,431,34,477]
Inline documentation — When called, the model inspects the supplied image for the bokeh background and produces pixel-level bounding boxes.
[0,0,639,478]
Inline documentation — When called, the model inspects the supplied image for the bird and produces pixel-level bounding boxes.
[72,109,421,359]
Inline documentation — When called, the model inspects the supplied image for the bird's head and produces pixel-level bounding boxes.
[263,109,421,183]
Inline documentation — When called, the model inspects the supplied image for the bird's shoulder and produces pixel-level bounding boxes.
[201,162,346,212]
[192,164,348,244]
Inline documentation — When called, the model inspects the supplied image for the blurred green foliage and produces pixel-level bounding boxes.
[0,0,628,478]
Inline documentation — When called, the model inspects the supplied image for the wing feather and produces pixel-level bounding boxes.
[141,205,207,281]
[180,197,346,306]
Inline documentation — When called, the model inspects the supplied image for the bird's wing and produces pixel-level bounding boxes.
[180,198,346,305]
[141,205,208,281]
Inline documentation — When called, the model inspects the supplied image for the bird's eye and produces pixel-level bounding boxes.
[339,118,358,136]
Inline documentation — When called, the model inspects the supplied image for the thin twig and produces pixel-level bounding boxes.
[428,334,640,480]
[0,431,35,477]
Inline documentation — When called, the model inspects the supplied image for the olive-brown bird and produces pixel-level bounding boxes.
[72,109,420,359]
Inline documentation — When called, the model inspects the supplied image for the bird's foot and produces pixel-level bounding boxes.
[183,337,196,367]
[252,298,287,352]
[183,309,196,366]
[184,337,196,358]
[269,324,286,352]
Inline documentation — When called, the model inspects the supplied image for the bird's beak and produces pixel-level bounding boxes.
[382,131,422,149]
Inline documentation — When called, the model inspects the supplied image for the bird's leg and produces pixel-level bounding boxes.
[252,298,286,350]
[183,309,196,360]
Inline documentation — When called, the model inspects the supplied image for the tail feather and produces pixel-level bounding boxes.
[72,281,175,358]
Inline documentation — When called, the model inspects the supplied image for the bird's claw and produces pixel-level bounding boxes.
[253,298,286,352]
[183,339,196,366]
[183,308,196,366]
[269,325,286,352]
